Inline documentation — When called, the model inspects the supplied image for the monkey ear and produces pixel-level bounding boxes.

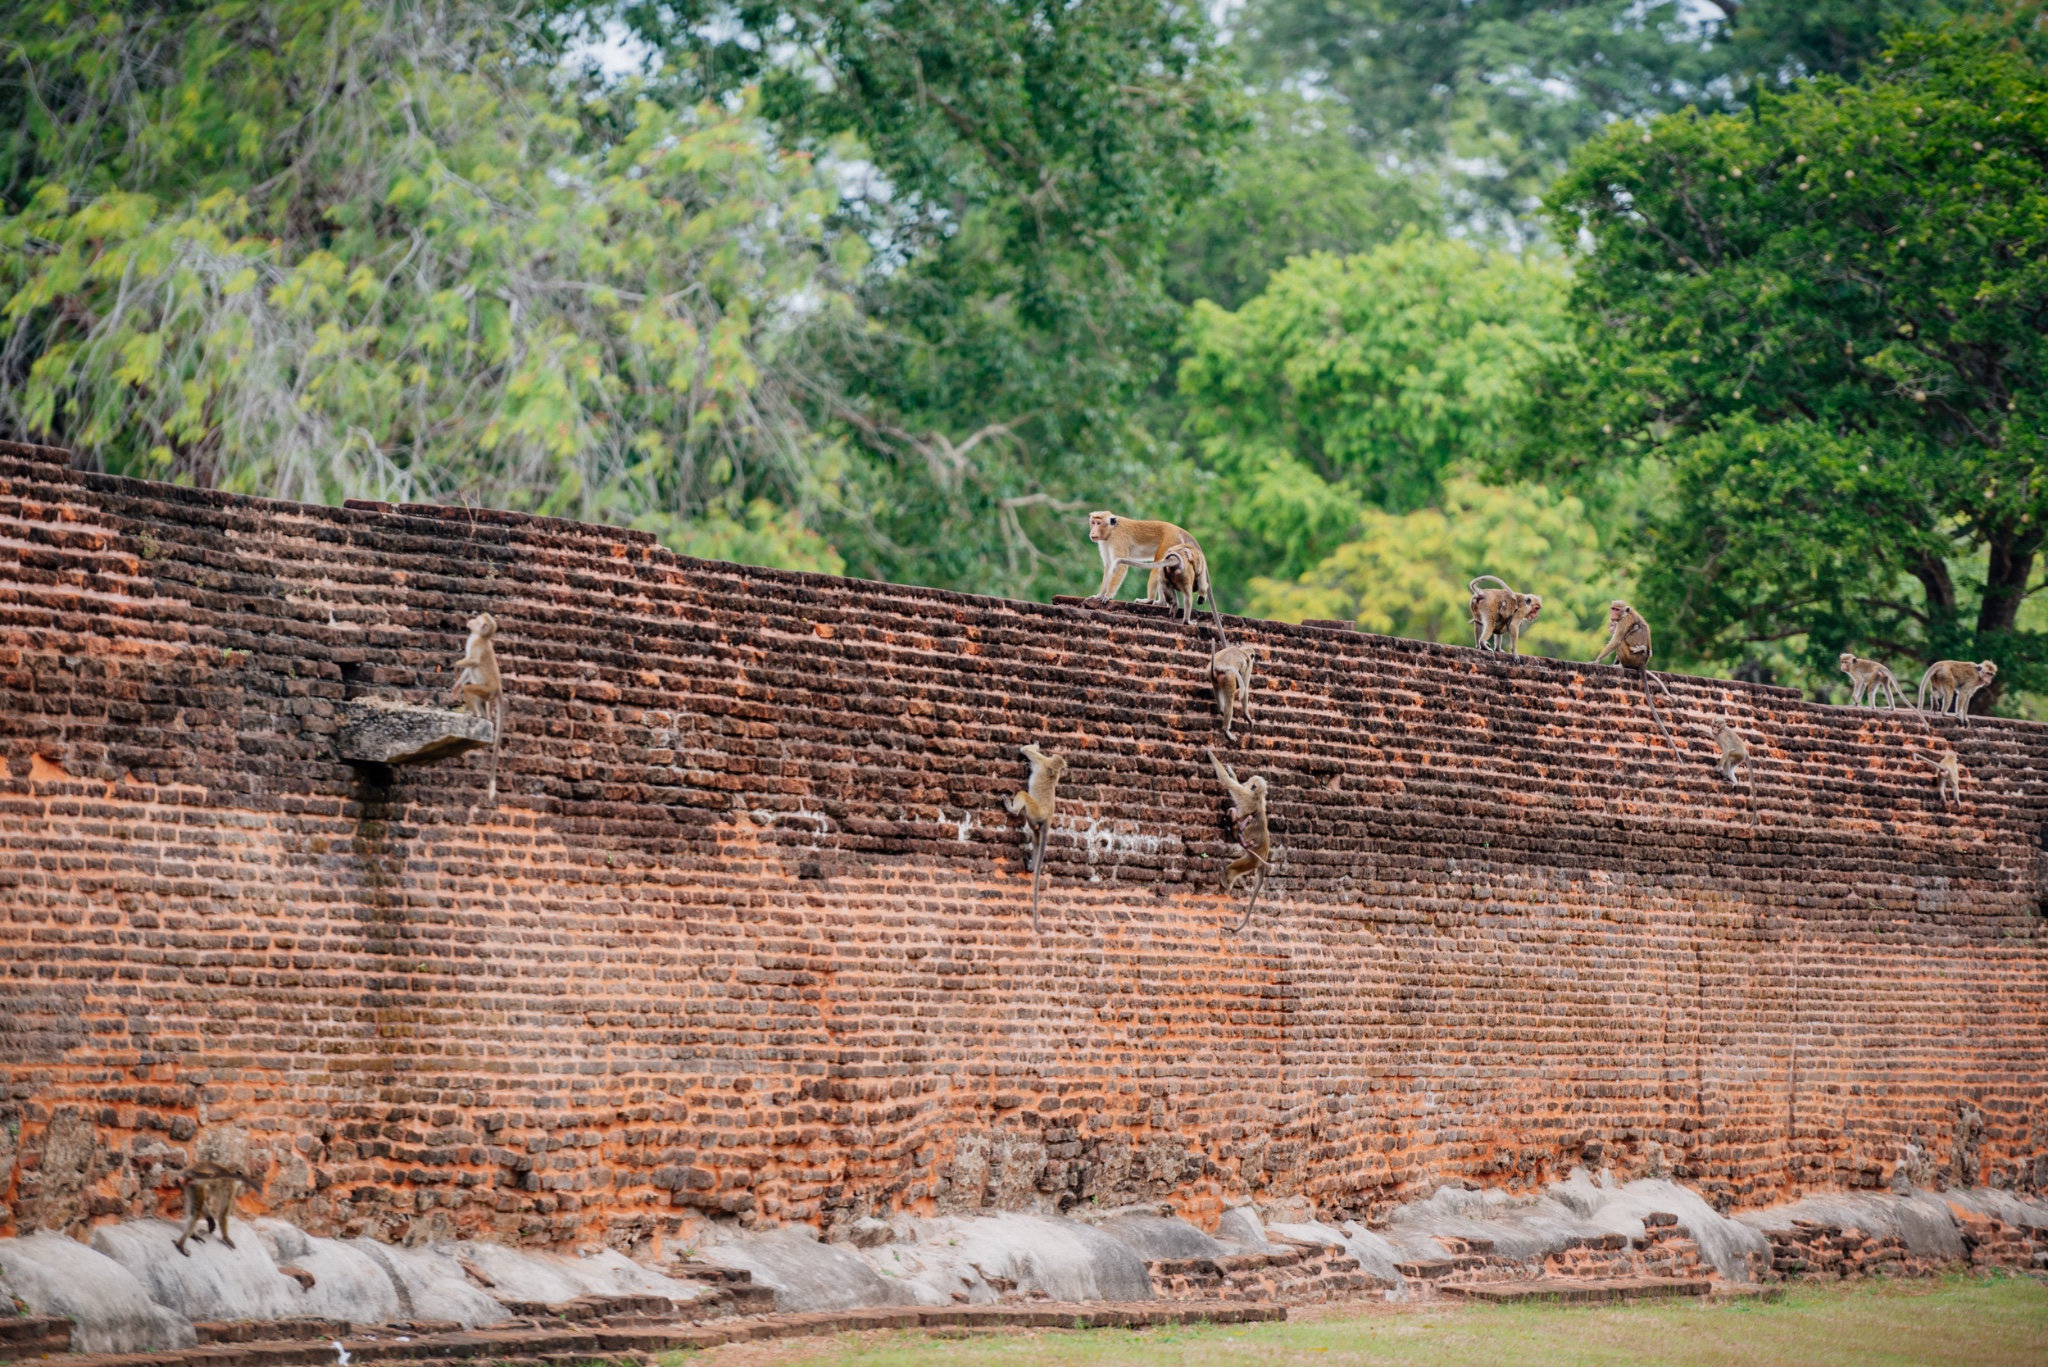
[1107,516,1117,526]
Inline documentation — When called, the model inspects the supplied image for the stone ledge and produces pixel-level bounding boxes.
[54,1302,1283,1367]
[336,698,494,765]
[1441,1278,1711,1305]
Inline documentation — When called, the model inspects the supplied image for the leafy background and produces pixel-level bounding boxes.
[6,0,2045,712]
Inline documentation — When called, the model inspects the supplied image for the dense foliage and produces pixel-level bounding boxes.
[1528,22,2048,700]
[1178,235,1572,596]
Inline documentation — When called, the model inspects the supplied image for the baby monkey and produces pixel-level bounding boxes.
[1118,542,1222,633]
[1005,743,1069,933]
[1210,644,1256,742]
[1712,717,1757,825]
[450,612,505,801]
[1468,576,1542,655]
[1208,749,1272,932]
[1839,653,1904,709]
[1918,659,1998,724]
[174,1162,251,1256]
[1934,750,1963,808]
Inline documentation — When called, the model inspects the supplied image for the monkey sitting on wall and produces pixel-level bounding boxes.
[1917,659,1997,724]
[1086,512,1212,612]
[1591,600,1678,751]
[1468,576,1542,655]
[450,612,505,801]
[1004,743,1069,933]
[1839,653,1905,709]
[173,1162,253,1256]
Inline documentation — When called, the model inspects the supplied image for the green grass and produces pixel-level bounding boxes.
[731,1275,2048,1367]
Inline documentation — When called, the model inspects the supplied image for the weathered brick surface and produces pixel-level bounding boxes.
[1,444,2044,1253]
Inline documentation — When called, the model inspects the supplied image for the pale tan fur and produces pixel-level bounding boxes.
[1117,542,1216,628]
[1917,659,1997,723]
[1591,600,1677,751]
[1209,749,1272,931]
[1087,511,1207,606]
[174,1163,249,1256]
[450,612,505,801]
[1713,717,1756,825]
[1935,750,1962,807]
[1004,743,1068,933]
[1210,645,1255,741]
[1468,576,1543,654]
[1839,652,1905,708]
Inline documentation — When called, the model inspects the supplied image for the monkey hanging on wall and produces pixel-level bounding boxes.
[1209,749,1273,932]
[1005,743,1068,933]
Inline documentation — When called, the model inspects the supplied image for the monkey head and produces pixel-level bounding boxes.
[1978,660,1999,683]
[468,612,498,639]
[1839,652,1856,670]
[1245,774,1267,800]
[1519,593,1542,625]
[1087,512,1118,543]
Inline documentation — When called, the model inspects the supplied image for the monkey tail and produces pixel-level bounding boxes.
[1028,821,1048,935]
[1640,670,1679,751]
[487,694,504,805]
[1916,666,1933,711]
[1468,575,1512,593]
[1230,856,1273,933]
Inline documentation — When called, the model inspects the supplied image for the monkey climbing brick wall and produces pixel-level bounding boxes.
[0,440,2044,1255]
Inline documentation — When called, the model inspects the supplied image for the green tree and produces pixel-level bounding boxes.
[1165,90,1438,310]
[1178,234,1572,597]
[1526,20,2048,706]
[1248,474,1614,658]
[0,0,861,570]
[1238,0,1940,222]
[586,0,1245,597]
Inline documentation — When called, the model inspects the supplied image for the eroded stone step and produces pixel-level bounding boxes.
[1440,1278,1712,1305]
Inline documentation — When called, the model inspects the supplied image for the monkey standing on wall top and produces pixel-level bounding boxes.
[1590,600,1678,751]
[173,1161,252,1256]
[1117,542,1224,636]
[1208,749,1272,932]
[1004,743,1068,933]
[450,612,505,802]
[1086,511,1212,613]
[1839,653,1905,708]
[1917,659,1998,724]
[1468,576,1543,655]
[1210,644,1256,742]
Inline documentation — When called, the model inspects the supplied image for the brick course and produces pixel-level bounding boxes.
[1,443,2043,1253]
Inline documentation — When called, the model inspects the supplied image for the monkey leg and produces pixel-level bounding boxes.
[217,1203,235,1250]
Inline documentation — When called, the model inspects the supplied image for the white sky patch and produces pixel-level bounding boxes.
[563,19,659,81]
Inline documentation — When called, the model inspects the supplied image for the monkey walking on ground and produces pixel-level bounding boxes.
[1086,511,1215,615]
[1004,743,1069,933]
[1468,576,1543,655]
[1210,644,1256,742]
[1591,600,1678,751]
[1711,718,1757,826]
[1208,749,1272,932]
[1117,541,1225,636]
[173,1162,252,1256]
[1917,659,1998,725]
[450,612,505,802]
[1839,653,1905,709]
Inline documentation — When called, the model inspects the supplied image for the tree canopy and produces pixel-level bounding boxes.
[1526,21,2048,702]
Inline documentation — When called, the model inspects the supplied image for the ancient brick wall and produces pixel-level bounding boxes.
[1,443,2044,1254]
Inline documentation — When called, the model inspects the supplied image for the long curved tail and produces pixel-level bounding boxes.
[1641,670,1678,750]
[1468,574,1512,593]
[1028,821,1049,934]
[487,695,504,804]
[1917,665,1935,710]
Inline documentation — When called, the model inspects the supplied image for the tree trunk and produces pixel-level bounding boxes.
[1973,533,2037,715]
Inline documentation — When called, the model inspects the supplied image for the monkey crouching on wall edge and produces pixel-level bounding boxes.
[1591,600,1678,752]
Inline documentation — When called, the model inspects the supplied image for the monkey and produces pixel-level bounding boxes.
[1839,653,1905,709]
[1210,644,1256,742]
[1917,659,1998,724]
[450,612,505,802]
[1591,600,1679,751]
[1004,743,1068,933]
[1116,542,1224,634]
[1712,717,1757,825]
[1087,512,1211,611]
[1933,749,1963,807]
[1468,576,1543,655]
[173,1162,251,1256]
[1208,749,1272,932]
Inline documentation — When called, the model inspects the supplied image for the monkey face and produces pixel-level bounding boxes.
[1839,653,1856,670]
[1088,512,1117,542]
[1521,594,1542,623]
[468,612,497,637]
[1979,661,1998,683]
